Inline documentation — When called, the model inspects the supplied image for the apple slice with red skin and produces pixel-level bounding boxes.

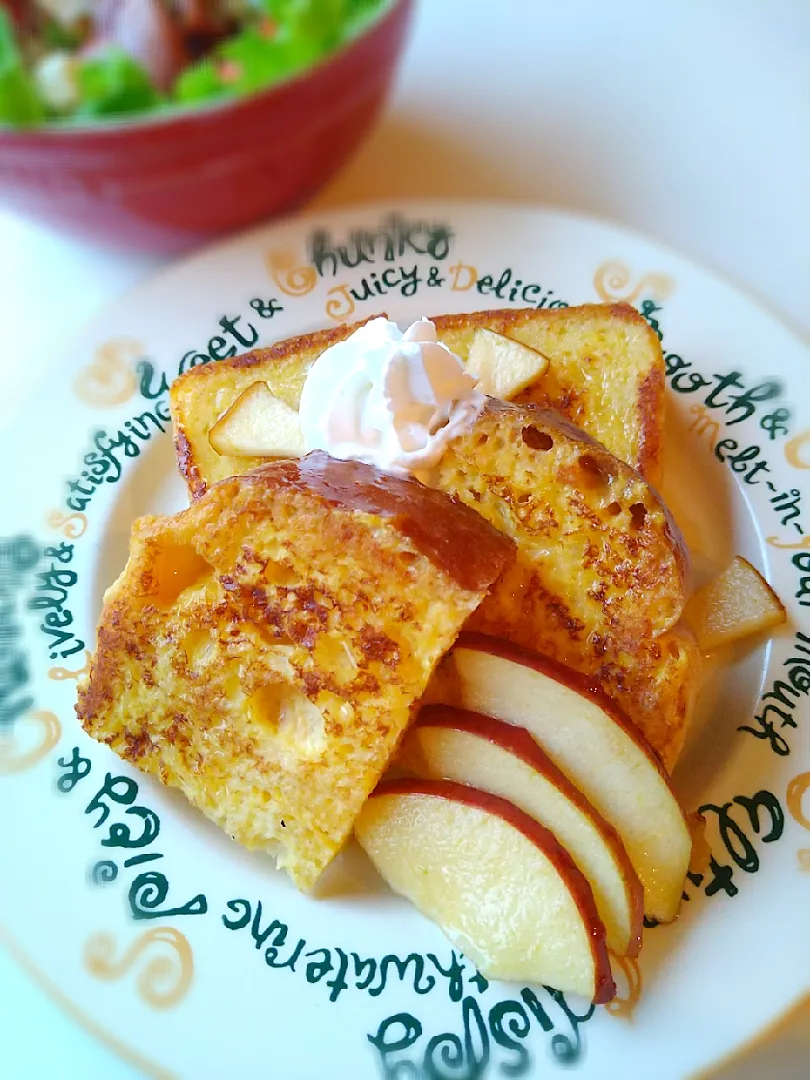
[431,632,692,923]
[355,777,616,1004]
[400,705,643,957]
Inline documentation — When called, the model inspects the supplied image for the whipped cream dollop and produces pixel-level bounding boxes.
[299,317,485,476]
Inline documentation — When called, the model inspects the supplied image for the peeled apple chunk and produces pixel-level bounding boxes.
[208,382,305,458]
[465,328,550,399]
[685,555,786,651]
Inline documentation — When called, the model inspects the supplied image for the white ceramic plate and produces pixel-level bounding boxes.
[2,202,809,1080]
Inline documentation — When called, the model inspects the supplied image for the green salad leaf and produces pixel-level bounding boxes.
[175,0,385,108]
[175,25,315,106]
[76,48,162,118]
[0,9,45,128]
[42,18,83,51]
[222,26,314,90]
[174,58,233,106]
[263,0,384,54]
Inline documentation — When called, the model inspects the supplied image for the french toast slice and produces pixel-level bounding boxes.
[170,304,665,498]
[76,452,514,891]
[431,401,698,769]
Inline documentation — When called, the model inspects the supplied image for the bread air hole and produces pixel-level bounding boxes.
[246,684,327,758]
[147,544,212,606]
[630,503,648,529]
[606,501,622,516]
[577,454,614,490]
[668,639,682,659]
[522,426,553,450]
[263,559,299,587]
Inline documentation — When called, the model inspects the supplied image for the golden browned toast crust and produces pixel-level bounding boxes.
[432,401,697,767]
[170,304,665,499]
[77,453,513,891]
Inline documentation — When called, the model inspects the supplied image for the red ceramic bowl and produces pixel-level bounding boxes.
[0,0,414,252]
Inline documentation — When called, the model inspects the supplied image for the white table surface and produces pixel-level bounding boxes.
[1,1,808,1076]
